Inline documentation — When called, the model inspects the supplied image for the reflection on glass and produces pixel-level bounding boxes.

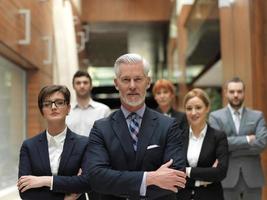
[0,56,26,189]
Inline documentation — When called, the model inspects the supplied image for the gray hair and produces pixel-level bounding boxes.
[114,53,150,77]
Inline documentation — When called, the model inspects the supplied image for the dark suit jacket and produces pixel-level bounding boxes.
[177,125,229,200]
[155,107,188,131]
[86,107,186,200]
[18,128,88,200]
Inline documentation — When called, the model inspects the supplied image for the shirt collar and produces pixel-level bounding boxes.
[121,104,146,119]
[189,124,207,140]
[73,98,96,109]
[46,126,67,145]
[228,104,243,116]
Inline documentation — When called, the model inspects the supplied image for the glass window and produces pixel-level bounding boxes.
[0,56,26,189]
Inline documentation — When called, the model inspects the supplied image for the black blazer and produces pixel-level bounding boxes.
[177,125,229,200]
[155,107,188,131]
[87,107,186,200]
[18,128,88,200]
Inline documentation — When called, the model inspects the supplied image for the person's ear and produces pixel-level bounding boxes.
[67,104,71,114]
[146,77,151,89]
[207,106,210,114]
[114,79,119,90]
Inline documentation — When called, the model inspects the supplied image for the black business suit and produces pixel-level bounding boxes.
[86,107,186,200]
[177,125,229,200]
[155,107,188,131]
[18,128,88,200]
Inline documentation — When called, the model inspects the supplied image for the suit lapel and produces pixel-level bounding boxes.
[184,129,190,166]
[135,108,157,169]
[58,129,75,175]
[37,132,52,174]
[239,108,247,134]
[112,110,136,169]
[197,126,213,166]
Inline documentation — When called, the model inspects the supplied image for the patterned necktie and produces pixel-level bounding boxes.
[234,111,240,133]
[128,113,140,151]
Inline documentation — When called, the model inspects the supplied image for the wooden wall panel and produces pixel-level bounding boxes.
[176,5,191,109]
[0,0,54,137]
[219,7,235,92]
[232,0,253,106]
[81,0,172,22]
[0,0,53,69]
[27,70,53,137]
[220,0,267,199]
[250,0,267,199]
[219,0,253,106]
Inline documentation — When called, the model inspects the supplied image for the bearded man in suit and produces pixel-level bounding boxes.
[86,53,186,200]
[209,77,267,200]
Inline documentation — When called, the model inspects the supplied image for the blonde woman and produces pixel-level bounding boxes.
[177,88,228,200]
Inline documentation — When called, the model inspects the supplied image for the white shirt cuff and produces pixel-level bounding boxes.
[186,167,191,178]
[140,172,147,196]
[246,136,250,143]
[50,176,53,190]
[195,180,201,187]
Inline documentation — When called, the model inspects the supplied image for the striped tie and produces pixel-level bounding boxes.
[128,113,140,151]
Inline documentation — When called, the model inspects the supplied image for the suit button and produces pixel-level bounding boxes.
[191,190,195,195]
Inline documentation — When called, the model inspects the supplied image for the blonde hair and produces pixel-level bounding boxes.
[183,88,210,108]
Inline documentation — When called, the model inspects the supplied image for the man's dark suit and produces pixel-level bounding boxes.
[18,128,88,200]
[177,125,228,200]
[86,107,186,200]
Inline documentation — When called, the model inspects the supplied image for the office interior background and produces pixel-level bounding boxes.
[1,0,267,199]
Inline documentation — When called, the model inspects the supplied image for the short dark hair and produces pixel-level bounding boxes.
[38,85,70,115]
[225,77,245,90]
[72,70,92,85]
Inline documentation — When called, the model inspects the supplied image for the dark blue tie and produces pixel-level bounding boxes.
[128,113,140,151]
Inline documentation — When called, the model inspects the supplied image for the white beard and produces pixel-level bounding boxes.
[120,92,146,107]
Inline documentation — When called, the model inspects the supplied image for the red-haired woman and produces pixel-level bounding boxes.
[152,79,188,130]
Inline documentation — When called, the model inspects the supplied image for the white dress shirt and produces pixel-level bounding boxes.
[228,104,252,144]
[46,127,67,175]
[228,104,243,133]
[66,99,111,137]
[186,124,207,186]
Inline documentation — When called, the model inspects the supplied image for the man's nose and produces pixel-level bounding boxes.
[129,79,136,88]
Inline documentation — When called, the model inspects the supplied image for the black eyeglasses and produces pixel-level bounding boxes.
[42,99,66,109]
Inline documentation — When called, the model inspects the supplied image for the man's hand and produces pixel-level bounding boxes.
[17,176,51,192]
[146,159,186,192]
[248,134,256,144]
[212,159,218,168]
[64,193,81,200]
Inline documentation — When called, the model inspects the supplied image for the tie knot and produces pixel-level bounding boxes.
[234,110,240,116]
[128,112,138,120]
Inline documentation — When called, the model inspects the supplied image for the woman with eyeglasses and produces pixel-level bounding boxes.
[176,88,229,200]
[17,85,90,200]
